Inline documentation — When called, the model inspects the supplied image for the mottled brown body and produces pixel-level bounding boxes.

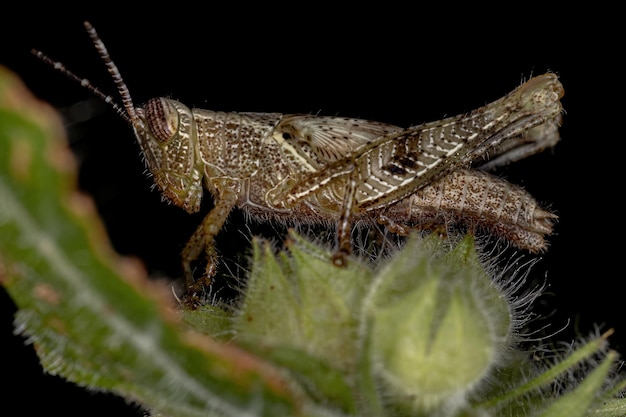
[33,22,564,303]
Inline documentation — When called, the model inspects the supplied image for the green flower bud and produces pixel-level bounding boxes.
[366,235,512,413]
[235,233,372,371]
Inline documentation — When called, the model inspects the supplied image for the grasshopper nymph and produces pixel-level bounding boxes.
[33,22,564,304]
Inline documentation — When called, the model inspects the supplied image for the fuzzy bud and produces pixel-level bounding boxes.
[366,236,512,413]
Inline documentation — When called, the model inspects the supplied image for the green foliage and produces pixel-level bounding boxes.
[0,66,303,417]
[1,65,625,416]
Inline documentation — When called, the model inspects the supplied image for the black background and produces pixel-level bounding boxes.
[1,6,623,416]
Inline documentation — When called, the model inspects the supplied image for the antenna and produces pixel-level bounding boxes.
[31,21,140,126]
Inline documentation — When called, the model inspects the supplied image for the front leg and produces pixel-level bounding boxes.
[182,183,238,305]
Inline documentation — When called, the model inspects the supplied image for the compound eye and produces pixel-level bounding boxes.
[144,98,180,143]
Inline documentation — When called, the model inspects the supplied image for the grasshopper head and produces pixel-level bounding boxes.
[32,22,204,214]
[132,98,204,213]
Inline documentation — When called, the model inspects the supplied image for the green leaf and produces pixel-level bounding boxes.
[538,350,618,417]
[0,65,311,417]
[478,332,613,412]
[590,398,626,417]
